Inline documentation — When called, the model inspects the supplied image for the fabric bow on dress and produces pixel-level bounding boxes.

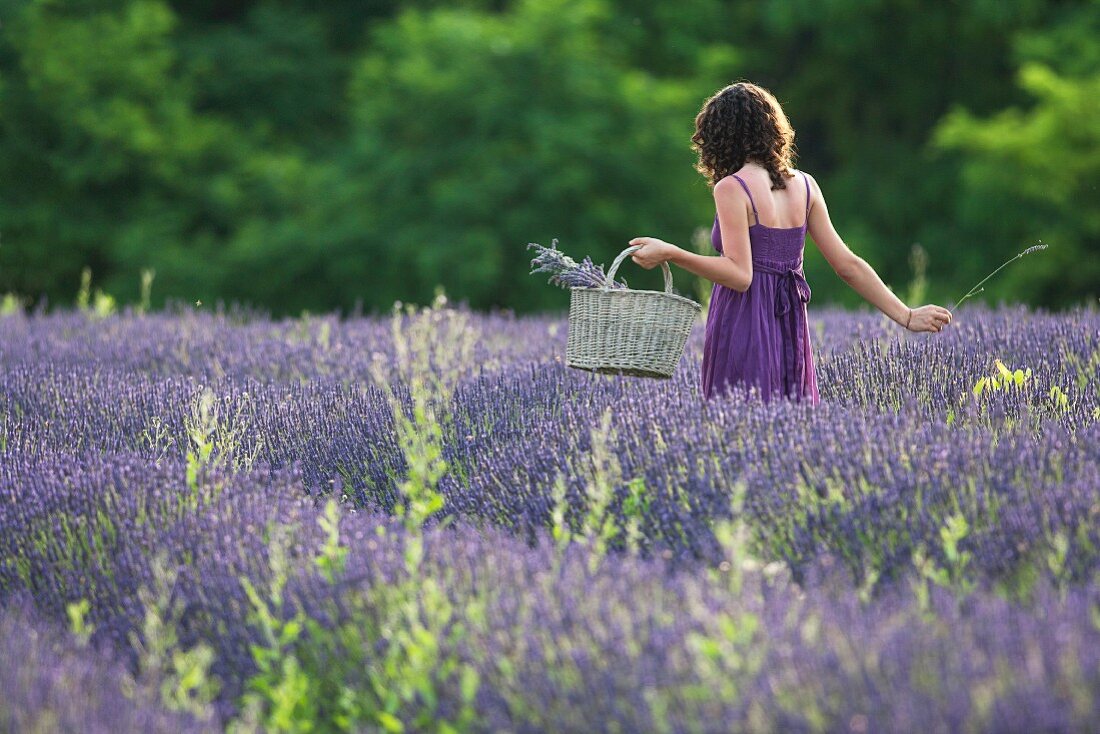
[753,261,812,398]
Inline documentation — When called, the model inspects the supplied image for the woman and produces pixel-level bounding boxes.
[628,81,952,404]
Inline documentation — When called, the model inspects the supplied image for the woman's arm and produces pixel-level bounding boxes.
[659,176,754,292]
[630,172,950,332]
[805,173,950,330]
[666,249,746,292]
[628,237,746,291]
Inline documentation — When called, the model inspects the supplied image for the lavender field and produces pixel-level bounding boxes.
[2,297,1099,733]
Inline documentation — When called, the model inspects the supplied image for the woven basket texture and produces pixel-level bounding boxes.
[566,245,702,379]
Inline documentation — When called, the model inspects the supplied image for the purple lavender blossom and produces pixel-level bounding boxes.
[0,302,1098,730]
[0,601,216,732]
[527,239,629,289]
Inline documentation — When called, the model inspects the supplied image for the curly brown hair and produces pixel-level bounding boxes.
[690,81,798,190]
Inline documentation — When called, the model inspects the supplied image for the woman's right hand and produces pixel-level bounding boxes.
[906,305,952,333]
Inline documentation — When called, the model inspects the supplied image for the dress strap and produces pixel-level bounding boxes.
[730,174,760,225]
[801,171,810,227]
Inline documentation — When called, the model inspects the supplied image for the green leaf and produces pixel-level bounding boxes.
[377,711,405,732]
[460,665,480,703]
[279,618,303,646]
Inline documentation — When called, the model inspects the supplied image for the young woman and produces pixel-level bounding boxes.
[628,81,952,404]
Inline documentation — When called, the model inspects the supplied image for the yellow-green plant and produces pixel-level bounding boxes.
[649,479,766,732]
[66,598,94,647]
[1048,385,1071,413]
[971,358,1031,397]
[905,242,929,306]
[0,292,22,316]
[235,291,488,733]
[76,267,117,319]
[76,267,92,311]
[355,289,484,731]
[138,268,156,315]
[368,289,477,527]
[705,478,753,597]
[128,552,221,723]
[911,512,976,611]
[234,522,317,733]
[548,406,648,573]
[184,387,263,497]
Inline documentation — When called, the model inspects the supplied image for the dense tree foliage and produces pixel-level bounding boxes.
[0,0,1095,314]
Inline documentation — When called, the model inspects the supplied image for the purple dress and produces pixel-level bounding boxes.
[701,171,820,405]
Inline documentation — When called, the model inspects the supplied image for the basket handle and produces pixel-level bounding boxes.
[605,245,674,293]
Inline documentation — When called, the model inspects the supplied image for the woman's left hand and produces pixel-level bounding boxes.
[627,237,678,269]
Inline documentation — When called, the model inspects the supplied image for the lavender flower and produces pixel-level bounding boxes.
[0,302,1099,731]
[527,239,629,289]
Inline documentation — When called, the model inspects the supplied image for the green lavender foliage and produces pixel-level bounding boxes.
[129,553,221,722]
[235,291,486,732]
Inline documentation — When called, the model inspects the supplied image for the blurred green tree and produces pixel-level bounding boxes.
[932,6,1100,308]
[0,0,1095,313]
[0,0,302,306]
[720,0,1057,308]
[235,0,717,313]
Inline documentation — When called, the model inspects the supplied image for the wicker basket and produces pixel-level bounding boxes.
[566,245,702,379]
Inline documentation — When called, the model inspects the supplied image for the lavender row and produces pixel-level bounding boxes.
[0,451,1097,731]
[2,304,1097,590]
[2,302,1096,400]
[0,599,214,733]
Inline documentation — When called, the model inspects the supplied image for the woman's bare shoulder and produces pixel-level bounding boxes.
[793,168,821,200]
[712,174,744,196]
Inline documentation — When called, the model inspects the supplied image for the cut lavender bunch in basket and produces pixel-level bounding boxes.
[527,239,629,289]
